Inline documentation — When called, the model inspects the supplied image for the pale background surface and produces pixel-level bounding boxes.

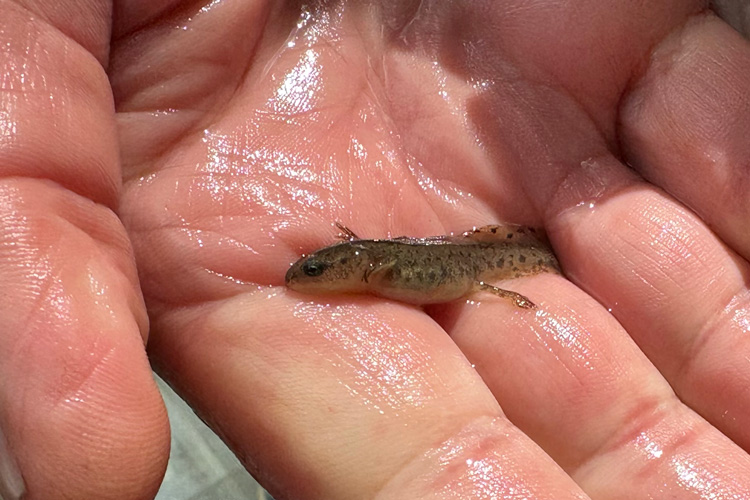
[154,377,273,500]
[153,3,749,498]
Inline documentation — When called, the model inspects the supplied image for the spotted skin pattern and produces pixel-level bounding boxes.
[285,223,561,308]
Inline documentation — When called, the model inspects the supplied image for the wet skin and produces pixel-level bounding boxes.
[4,2,750,500]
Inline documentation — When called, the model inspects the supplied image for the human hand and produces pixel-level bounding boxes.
[4,1,750,499]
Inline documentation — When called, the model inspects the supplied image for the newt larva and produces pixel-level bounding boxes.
[285,223,560,308]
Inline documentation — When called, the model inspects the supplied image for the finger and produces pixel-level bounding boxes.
[432,275,750,498]
[620,14,750,261]
[149,291,589,500]
[530,14,750,452]
[388,0,750,493]
[0,3,169,499]
[552,172,750,451]
[417,1,750,455]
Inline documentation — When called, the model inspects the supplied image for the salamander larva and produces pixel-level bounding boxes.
[285,223,560,308]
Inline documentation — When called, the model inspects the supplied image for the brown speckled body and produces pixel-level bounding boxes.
[285,224,560,308]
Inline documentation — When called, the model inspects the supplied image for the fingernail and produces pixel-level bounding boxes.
[0,424,25,500]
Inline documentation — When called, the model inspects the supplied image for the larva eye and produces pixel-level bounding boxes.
[302,260,327,277]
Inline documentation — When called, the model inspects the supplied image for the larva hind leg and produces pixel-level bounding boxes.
[475,282,536,309]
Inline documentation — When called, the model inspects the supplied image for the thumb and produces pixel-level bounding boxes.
[0,3,169,499]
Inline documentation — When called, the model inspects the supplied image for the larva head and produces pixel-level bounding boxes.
[285,243,371,294]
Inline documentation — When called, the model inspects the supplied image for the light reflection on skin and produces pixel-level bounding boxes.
[197,2,346,213]
[195,3,339,211]
[730,301,750,331]
[533,308,594,371]
[634,431,665,461]
[197,0,224,16]
[649,210,695,263]
[270,48,322,116]
[88,270,116,321]
[192,1,490,233]
[0,43,24,138]
[200,130,328,213]
[672,457,741,500]
[608,415,750,499]
[408,162,477,210]
[291,301,440,417]
[44,276,72,326]
[379,417,546,499]
[0,106,17,140]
